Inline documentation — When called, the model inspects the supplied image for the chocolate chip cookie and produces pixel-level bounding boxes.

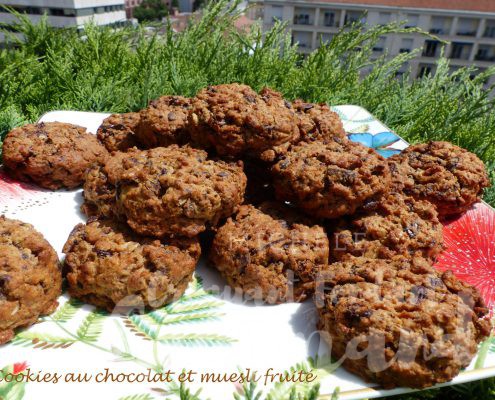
[0,216,61,344]
[81,151,129,219]
[136,96,192,148]
[3,122,109,190]
[316,256,491,389]
[271,139,391,218]
[63,218,200,312]
[388,141,490,217]
[189,84,300,158]
[293,100,346,143]
[331,192,443,261]
[210,203,329,303]
[82,146,247,238]
[97,112,141,152]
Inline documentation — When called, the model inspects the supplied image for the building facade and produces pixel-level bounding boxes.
[248,0,495,82]
[0,0,127,34]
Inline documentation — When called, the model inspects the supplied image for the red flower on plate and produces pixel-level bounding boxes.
[13,362,28,375]
[435,202,495,310]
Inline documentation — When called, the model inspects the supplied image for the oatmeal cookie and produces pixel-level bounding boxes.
[271,139,391,218]
[293,100,346,143]
[189,84,299,158]
[316,256,491,389]
[388,141,489,217]
[83,146,246,238]
[0,216,61,344]
[63,218,200,312]
[81,151,129,219]
[210,203,329,303]
[262,100,347,163]
[331,192,443,261]
[136,96,192,148]
[97,112,141,152]
[2,122,109,190]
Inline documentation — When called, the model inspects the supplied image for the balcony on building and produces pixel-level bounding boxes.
[418,63,435,78]
[429,16,452,35]
[475,44,495,62]
[293,7,315,26]
[377,12,391,26]
[317,32,334,45]
[484,20,495,38]
[266,4,283,24]
[373,36,386,53]
[344,11,366,26]
[319,9,340,28]
[399,38,414,53]
[450,42,473,60]
[456,18,479,37]
[422,40,441,57]
[404,14,419,29]
[292,31,313,50]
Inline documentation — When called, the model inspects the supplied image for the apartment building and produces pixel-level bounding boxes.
[0,0,127,39]
[248,0,495,83]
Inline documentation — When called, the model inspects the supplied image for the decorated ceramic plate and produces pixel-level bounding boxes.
[0,106,493,400]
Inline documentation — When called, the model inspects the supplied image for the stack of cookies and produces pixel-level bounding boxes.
[0,83,492,390]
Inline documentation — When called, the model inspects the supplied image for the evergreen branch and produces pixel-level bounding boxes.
[164,300,224,314]
[49,298,84,322]
[147,310,222,326]
[158,333,236,347]
[12,331,75,349]
[123,315,158,341]
[118,395,155,400]
[76,309,107,343]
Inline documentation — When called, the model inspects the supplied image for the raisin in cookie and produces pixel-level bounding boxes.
[3,122,109,190]
[210,203,329,303]
[293,100,346,143]
[0,216,61,344]
[316,256,491,389]
[271,139,391,218]
[261,99,347,163]
[136,96,192,148]
[63,218,200,312]
[97,112,141,152]
[331,192,443,261]
[81,151,129,219]
[189,84,299,158]
[82,146,246,238]
[388,141,489,217]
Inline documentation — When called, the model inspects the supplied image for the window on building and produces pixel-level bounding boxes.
[294,8,313,26]
[418,64,433,78]
[322,11,338,27]
[484,20,495,38]
[77,8,94,17]
[269,5,283,23]
[292,31,312,49]
[400,38,414,53]
[378,12,391,26]
[373,36,386,52]
[317,32,334,45]
[430,16,450,35]
[450,42,472,60]
[63,9,76,17]
[423,40,439,57]
[475,45,495,62]
[457,18,478,36]
[345,11,365,25]
[405,14,419,28]
[49,8,65,16]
